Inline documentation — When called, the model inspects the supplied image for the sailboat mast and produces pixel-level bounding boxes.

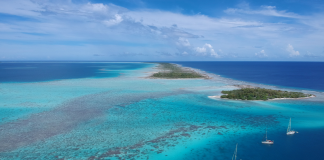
[290,118,291,131]
[235,143,237,160]
[288,118,291,132]
[266,128,267,140]
[232,143,238,160]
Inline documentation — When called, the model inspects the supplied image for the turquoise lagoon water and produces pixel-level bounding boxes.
[0,62,323,159]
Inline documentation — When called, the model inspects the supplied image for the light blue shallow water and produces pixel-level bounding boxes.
[0,62,323,160]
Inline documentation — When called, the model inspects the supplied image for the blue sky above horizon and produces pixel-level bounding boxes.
[0,0,324,61]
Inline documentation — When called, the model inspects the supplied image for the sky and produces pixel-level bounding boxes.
[0,0,324,61]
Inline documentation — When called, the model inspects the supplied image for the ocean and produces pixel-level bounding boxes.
[0,62,150,82]
[0,62,323,160]
[175,61,324,92]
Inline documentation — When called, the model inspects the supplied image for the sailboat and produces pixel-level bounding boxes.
[261,128,274,144]
[287,118,296,135]
[232,143,238,160]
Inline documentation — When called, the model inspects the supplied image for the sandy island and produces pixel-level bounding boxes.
[144,64,212,79]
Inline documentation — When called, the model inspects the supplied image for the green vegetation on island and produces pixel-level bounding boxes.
[220,88,312,100]
[151,63,206,79]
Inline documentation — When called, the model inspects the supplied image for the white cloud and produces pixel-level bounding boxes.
[0,0,44,17]
[255,50,268,57]
[103,14,123,26]
[177,37,191,47]
[126,10,265,32]
[303,51,320,58]
[262,6,276,10]
[195,46,206,53]
[195,44,218,58]
[286,44,300,57]
[224,5,300,18]
[83,2,108,13]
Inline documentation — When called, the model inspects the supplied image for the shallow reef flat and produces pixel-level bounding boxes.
[0,63,324,160]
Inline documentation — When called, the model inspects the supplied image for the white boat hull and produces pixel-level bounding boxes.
[287,131,295,135]
[262,140,274,144]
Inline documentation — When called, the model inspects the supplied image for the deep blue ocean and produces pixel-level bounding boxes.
[175,62,324,92]
[0,62,150,82]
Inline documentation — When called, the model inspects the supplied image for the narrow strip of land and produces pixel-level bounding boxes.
[149,63,210,79]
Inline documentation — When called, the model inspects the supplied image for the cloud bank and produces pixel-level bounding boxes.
[0,0,323,61]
